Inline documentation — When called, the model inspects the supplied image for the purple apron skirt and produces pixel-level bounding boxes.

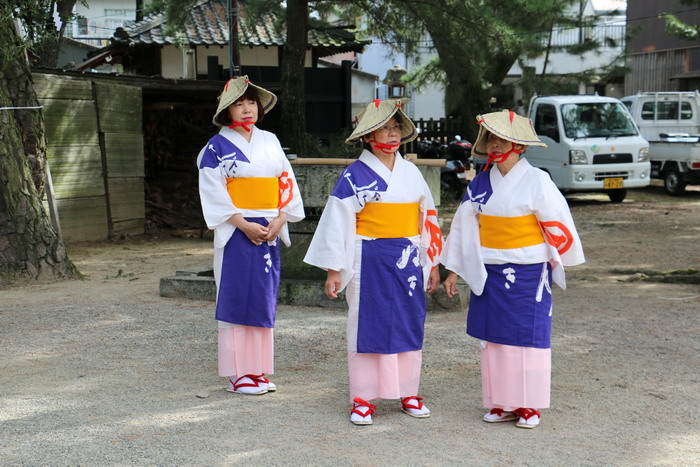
[215,217,280,327]
[357,238,426,354]
[467,262,552,349]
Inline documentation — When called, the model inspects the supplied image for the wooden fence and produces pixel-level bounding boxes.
[402,117,466,154]
[34,72,145,241]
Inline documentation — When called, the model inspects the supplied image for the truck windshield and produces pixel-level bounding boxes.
[561,103,638,138]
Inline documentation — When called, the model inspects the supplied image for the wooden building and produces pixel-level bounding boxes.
[625,0,700,94]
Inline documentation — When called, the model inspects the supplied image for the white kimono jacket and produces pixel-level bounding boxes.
[196,126,305,249]
[441,158,585,295]
[304,150,442,292]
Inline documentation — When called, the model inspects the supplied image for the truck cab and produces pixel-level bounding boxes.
[525,95,651,202]
[620,92,700,195]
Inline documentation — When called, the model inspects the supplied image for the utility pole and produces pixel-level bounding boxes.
[228,0,241,77]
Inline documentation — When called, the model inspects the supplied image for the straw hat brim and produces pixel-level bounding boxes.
[212,76,277,126]
[472,110,547,156]
[345,99,417,145]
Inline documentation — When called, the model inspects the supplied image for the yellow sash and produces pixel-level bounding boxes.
[226,177,278,209]
[356,202,420,238]
[479,214,545,249]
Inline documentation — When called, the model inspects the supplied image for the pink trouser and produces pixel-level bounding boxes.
[347,350,422,403]
[481,341,551,410]
[217,325,274,378]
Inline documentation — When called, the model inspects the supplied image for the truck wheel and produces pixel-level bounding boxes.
[607,189,627,203]
[664,167,686,196]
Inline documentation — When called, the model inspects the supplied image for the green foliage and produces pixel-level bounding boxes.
[662,13,699,40]
[1,0,86,67]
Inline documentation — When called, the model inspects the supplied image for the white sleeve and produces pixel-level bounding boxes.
[303,196,357,292]
[279,155,305,223]
[418,179,443,290]
[197,146,242,231]
[439,200,488,295]
[534,176,585,267]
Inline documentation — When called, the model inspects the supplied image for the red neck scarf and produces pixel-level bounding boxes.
[229,120,254,132]
[368,139,400,154]
[482,145,523,172]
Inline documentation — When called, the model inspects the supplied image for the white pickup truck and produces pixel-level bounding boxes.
[521,95,651,203]
[620,91,700,195]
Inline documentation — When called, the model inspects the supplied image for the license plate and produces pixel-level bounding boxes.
[603,177,623,189]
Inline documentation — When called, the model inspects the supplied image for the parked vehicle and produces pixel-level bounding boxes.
[415,138,444,159]
[507,95,651,203]
[620,91,700,195]
[440,159,470,199]
[446,136,472,164]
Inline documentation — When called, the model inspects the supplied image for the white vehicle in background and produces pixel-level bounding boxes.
[522,95,651,203]
[621,91,700,196]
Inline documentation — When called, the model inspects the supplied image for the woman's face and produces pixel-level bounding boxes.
[368,117,402,147]
[228,98,258,123]
[485,133,514,155]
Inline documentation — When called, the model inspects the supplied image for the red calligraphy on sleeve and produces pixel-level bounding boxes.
[540,220,573,255]
[278,172,294,209]
[424,209,443,263]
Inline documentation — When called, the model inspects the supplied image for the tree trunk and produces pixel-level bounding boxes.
[0,18,81,284]
[280,0,308,155]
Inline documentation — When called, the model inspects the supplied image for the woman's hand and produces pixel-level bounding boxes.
[426,266,440,295]
[263,212,287,242]
[443,271,459,298]
[325,270,341,299]
[228,214,269,246]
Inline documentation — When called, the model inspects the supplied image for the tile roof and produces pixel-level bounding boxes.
[122,0,367,53]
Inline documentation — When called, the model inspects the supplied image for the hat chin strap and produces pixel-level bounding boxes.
[482,146,522,172]
[368,138,400,154]
[229,120,254,132]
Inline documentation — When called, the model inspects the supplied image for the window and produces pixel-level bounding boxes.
[534,104,559,142]
[561,102,638,138]
[640,101,693,120]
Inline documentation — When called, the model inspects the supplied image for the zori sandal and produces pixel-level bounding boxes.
[400,396,431,418]
[515,408,541,429]
[483,408,518,423]
[252,374,277,392]
[350,398,376,426]
[226,375,268,395]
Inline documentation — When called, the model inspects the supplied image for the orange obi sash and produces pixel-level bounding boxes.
[226,177,278,209]
[479,214,545,249]
[356,202,420,238]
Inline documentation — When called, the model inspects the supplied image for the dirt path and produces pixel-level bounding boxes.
[1,182,699,465]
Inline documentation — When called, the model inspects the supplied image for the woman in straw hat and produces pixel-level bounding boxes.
[196,76,304,395]
[304,99,443,425]
[440,110,585,428]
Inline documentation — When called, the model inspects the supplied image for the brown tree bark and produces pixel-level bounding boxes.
[280,0,308,155]
[0,18,81,284]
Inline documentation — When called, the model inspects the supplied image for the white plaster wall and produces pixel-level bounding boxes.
[161,45,183,79]
[240,46,279,67]
[410,83,445,120]
[195,46,229,76]
[73,0,137,42]
[352,73,377,104]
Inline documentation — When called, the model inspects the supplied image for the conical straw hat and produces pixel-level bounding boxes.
[212,76,277,126]
[472,110,546,156]
[345,99,417,144]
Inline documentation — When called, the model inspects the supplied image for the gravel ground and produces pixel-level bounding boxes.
[1,182,699,466]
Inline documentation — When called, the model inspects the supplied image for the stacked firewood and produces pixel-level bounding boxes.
[143,106,214,235]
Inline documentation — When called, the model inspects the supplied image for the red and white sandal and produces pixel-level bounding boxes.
[350,398,376,425]
[515,408,541,428]
[400,396,431,418]
[252,374,276,392]
[483,408,519,423]
[226,375,268,395]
